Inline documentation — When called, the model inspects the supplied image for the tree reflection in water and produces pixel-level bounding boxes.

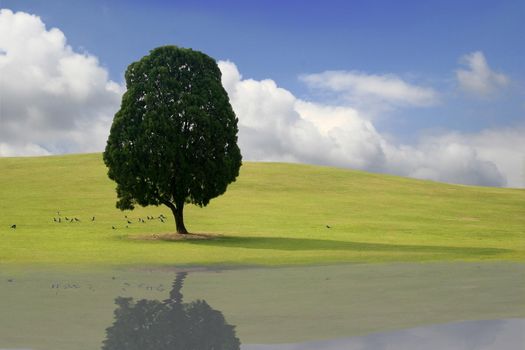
[102,272,240,350]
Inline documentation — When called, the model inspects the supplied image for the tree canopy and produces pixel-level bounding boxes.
[103,46,242,234]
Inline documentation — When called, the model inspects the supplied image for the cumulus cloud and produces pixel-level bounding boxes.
[384,136,507,187]
[300,70,439,107]
[437,127,525,188]
[0,9,123,156]
[220,61,387,170]
[456,51,509,96]
[220,61,520,188]
[0,10,519,188]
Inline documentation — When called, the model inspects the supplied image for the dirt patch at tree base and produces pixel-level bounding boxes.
[132,232,221,241]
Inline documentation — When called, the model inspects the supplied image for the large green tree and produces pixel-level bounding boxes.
[103,46,242,234]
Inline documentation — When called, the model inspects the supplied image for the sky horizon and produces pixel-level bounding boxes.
[0,1,524,187]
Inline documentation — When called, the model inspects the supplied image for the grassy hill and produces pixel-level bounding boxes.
[0,153,523,266]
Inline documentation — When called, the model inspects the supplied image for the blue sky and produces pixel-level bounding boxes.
[1,1,524,187]
[6,1,524,87]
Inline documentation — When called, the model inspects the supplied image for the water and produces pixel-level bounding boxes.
[243,319,525,349]
[1,262,524,349]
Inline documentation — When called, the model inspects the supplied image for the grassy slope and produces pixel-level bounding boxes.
[0,153,523,266]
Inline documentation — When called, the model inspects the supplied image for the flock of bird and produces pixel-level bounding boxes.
[112,214,168,229]
[9,212,168,230]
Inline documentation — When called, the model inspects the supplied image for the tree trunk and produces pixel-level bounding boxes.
[165,200,189,234]
[174,205,188,234]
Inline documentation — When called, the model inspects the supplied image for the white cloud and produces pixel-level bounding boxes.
[0,142,50,157]
[300,70,439,107]
[295,101,387,171]
[220,61,387,170]
[385,137,507,187]
[456,51,509,96]
[0,11,519,188]
[0,9,123,156]
[220,61,520,188]
[439,127,525,188]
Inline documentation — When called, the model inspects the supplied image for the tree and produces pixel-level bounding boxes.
[104,46,242,234]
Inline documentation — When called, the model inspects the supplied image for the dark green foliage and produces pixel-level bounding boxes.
[104,46,242,233]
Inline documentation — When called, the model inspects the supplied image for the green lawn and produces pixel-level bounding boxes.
[0,153,523,266]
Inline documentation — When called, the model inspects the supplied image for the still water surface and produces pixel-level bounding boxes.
[1,262,524,349]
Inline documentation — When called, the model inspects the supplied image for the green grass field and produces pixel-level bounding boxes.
[0,153,523,266]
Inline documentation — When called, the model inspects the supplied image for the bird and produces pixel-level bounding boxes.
[127,220,132,224]
[10,224,16,229]
[65,217,69,221]
[58,218,61,223]
[112,226,116,230]
[326,225,331,229]
[53,218,57,222]
[74,218,80,222]
[91,216,95,222]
